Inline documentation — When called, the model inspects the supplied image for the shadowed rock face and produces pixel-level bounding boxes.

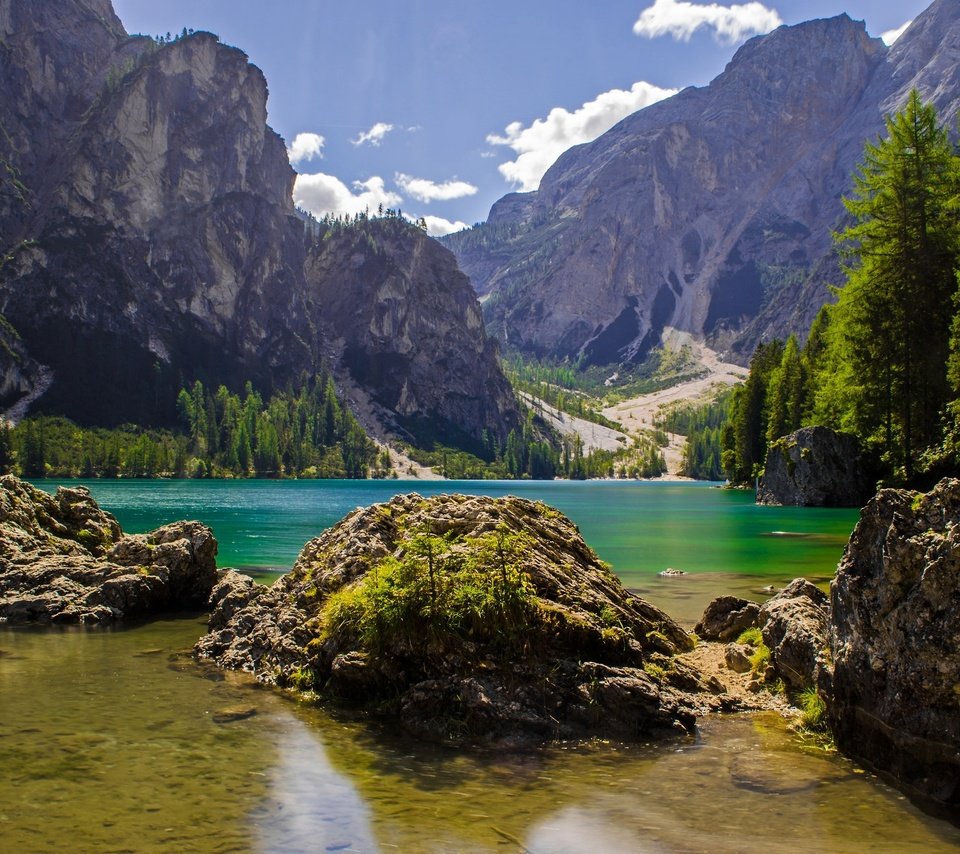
[444,1,960,366]
[0,475,217,623]
[758,426,874,507]
[196,493,702,747]
[0,0,519,446]
[830,479,960,818]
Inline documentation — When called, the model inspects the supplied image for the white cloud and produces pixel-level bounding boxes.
[286,132,325,165]
[633,0,782,45]
[487,81,678,192]
[395,173,478,203]
[293,172,402,219]
[419,215,468,237]
[352,122,395,147]
[881,20,911,46]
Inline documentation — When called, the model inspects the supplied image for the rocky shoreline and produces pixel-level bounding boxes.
[0,475,217,624]
[1,474,956,819]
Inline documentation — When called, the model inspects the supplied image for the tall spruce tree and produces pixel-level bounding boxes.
[815,90,960,480]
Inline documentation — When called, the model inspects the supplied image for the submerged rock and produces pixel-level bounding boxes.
[757,426,873,507]
[830,478,960,818]
[196,493,701,746]
[0,475,217,624]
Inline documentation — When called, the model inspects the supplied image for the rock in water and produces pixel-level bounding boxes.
[757,426,873,507]
[196,493,699,746]
[831,478,960,817]
[0,475,217,624]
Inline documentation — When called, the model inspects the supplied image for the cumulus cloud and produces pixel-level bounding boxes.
[293,172,402,219]
[395,173,478,203]
[419,215,468,237]
[286,132,325,165]
[881,20,912,46]
[487,81,677,191]
[633,0,782,45]
[352,122,395,147]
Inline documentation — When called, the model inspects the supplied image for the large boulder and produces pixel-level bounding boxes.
[0,475,217,623]
[758,578,830,691]
[757,426,873,507]
[694,595,760,641]
[830,478,960,817]
[196,493,701,746]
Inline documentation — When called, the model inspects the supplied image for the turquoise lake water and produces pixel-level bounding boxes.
[37,478,860,624]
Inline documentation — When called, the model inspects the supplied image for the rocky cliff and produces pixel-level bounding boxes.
[0,0,518,447]
[830,479,960,818]
[757,426,874,507]
[0,474,218,623]
[445,0,960,366]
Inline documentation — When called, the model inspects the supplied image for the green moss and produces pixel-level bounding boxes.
[643,662,666,681]
[737,627,764,647]
[287,666,316,692]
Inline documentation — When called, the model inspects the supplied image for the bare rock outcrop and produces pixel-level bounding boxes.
[196,493,704,746]
[694,595,760,641]
[759,578,830,692]
[0,475,217,623]
[830,478,960,817]
[757,426,873,507]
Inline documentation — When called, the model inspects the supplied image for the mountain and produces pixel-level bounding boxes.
[444,1,960,366]
[0,0,519,446]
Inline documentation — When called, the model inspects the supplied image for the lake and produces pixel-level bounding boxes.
[3,479,959,852]
[34,478,860,624]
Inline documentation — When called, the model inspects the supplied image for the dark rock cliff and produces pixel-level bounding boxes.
[830,478,960,818]
[757,426,874,507]
[445,1,960,366]
[0,0,518,446]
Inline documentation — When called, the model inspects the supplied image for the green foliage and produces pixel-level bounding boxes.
[719,92,960,487]
[11,372,379,480]
[812,90,960,481]
[796,687,828,732]
[657,391,732,480]
[722,340,785,484]
[736,626,771,675]
[319,525,536,655]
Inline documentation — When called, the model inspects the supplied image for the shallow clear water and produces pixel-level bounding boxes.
[2,616,959,853]
[37,479,858,624]
[9,480,957,851]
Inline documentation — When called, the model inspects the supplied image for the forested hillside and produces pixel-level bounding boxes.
[722,92,960,487]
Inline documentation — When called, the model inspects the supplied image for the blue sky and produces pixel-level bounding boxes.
[112,0,930,234]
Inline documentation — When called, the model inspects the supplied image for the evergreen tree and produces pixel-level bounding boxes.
[816,90,960,479]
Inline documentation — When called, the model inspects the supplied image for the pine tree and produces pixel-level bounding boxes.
[819,90,960,479]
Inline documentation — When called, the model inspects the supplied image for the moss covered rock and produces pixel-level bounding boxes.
[196,493,699,746]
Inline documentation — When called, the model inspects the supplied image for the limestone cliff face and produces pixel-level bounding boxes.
[304,220,519,445]
[0,0,516,446]
[445,1,960,365]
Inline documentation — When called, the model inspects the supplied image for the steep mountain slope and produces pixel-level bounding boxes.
[0,0,519,446]
[445,0,960,365]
